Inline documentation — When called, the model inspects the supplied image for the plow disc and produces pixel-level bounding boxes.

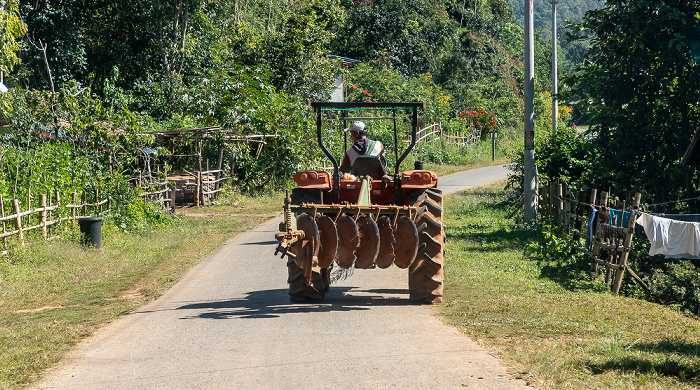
[392,216,419,269]
[375,217,396,268]
[316,215,338,269]
[355,215,380,269]
[286,213,325,301]
[294,213,320,269]
[336,215,359,269]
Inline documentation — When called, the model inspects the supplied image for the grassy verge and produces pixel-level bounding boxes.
[439,181,700,389]
[0,191,282,389]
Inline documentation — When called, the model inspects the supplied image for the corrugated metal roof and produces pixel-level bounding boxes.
[328,55,361,68]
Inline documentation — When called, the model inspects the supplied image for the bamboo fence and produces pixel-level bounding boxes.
[538,179,646,295]
[153,169,228,208]
[414,123,484,147]
[0,189,109,249]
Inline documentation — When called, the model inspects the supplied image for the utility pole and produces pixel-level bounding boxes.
[551,0,558,136]
[524,0,537,223]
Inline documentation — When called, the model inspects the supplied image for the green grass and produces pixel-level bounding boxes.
[439,181,700,389]
[13,171,699,389]
[0,191,282,389]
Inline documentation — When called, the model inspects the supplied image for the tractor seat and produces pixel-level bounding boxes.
[351,155,385,180]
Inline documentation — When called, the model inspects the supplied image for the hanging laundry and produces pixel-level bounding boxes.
[655,214,700,223]
[588,206,597,251]
[608,208,631,227]
[636,213,700,259]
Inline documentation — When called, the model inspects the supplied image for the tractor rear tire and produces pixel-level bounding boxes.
[408,188,445,303]
[287,259,327,301]
[287,188,328,301]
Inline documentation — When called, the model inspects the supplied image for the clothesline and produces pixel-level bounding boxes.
[646,196,700,207]
[586,207,700,259]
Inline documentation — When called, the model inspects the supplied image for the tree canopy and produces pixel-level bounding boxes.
[1,0,586,193]
[563,0,700,206]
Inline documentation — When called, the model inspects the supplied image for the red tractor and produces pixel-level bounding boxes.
[274,102,444,303]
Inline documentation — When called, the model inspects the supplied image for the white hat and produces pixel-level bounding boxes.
[344,121,366,133]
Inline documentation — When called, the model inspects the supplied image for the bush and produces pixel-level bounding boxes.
[525,225,585,266]
[647,260,700,316]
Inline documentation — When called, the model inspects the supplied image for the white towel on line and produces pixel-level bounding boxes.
[636,213,700,259]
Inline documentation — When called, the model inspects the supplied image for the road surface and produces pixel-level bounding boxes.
[439,164,511,195]
[38,164,529,390]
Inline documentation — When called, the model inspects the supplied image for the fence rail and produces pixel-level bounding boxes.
[0,190,109,249]
[414,123,485,148]
[538,179,645,295]
[140,169,228,209]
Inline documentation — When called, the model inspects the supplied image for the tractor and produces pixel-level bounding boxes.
[274,102,445,303]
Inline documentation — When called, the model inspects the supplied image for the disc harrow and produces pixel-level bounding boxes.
[275,200,419,269]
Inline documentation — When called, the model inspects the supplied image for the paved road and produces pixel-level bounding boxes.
[38,165,527,390]
[439,164,511,195]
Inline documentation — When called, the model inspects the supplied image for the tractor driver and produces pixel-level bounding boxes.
[338,121,385,174]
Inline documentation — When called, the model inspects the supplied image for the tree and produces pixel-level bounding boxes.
[331,0,457,78]
[0,0,26,76]
[564,0,700,207]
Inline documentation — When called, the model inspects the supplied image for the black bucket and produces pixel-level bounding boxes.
[414,160,424,170]
[78,217,103,248]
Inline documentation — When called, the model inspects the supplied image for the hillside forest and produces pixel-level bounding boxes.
[0,0,558,227]
[0,0,697,226]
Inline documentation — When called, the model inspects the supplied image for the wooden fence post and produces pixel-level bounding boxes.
[72,192,77,226]
[0,195,6,249]
[81,190,87,216]
[541,182,548,224]
[575,188,586,234]
[567,184,573,232]
[95,188,101,215]
[40,194,47,239]
[197,140,203,207]
[611,193,642,295]
[549,181,556,226]
[26,188,31,231]
[585,188,598,252]
[171,181,178,210]
[54,191,60,235]
[557,182,564,228]
[590,191,608,279]
[197,171,203,207]
[12,199,24,245]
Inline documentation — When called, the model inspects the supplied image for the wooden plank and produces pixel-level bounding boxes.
[611,193,642,295]
[0,195,6,249]
[625,264,651,294]
[72,192,77,226]
[595,240,627,252]
[0,229,21,239]
[593,258,624,271]
[202,188,225,196]
[81,191,87,217]
[202,177,229,185]
[96,188,101,214]
[40,195,47,239]
[12,199,24,244]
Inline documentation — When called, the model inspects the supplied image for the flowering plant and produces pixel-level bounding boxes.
[345,82,373,103]
[457,109,498,136]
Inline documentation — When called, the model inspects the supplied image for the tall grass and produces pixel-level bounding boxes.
[0,191,281,388]
[439,181,700,389]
